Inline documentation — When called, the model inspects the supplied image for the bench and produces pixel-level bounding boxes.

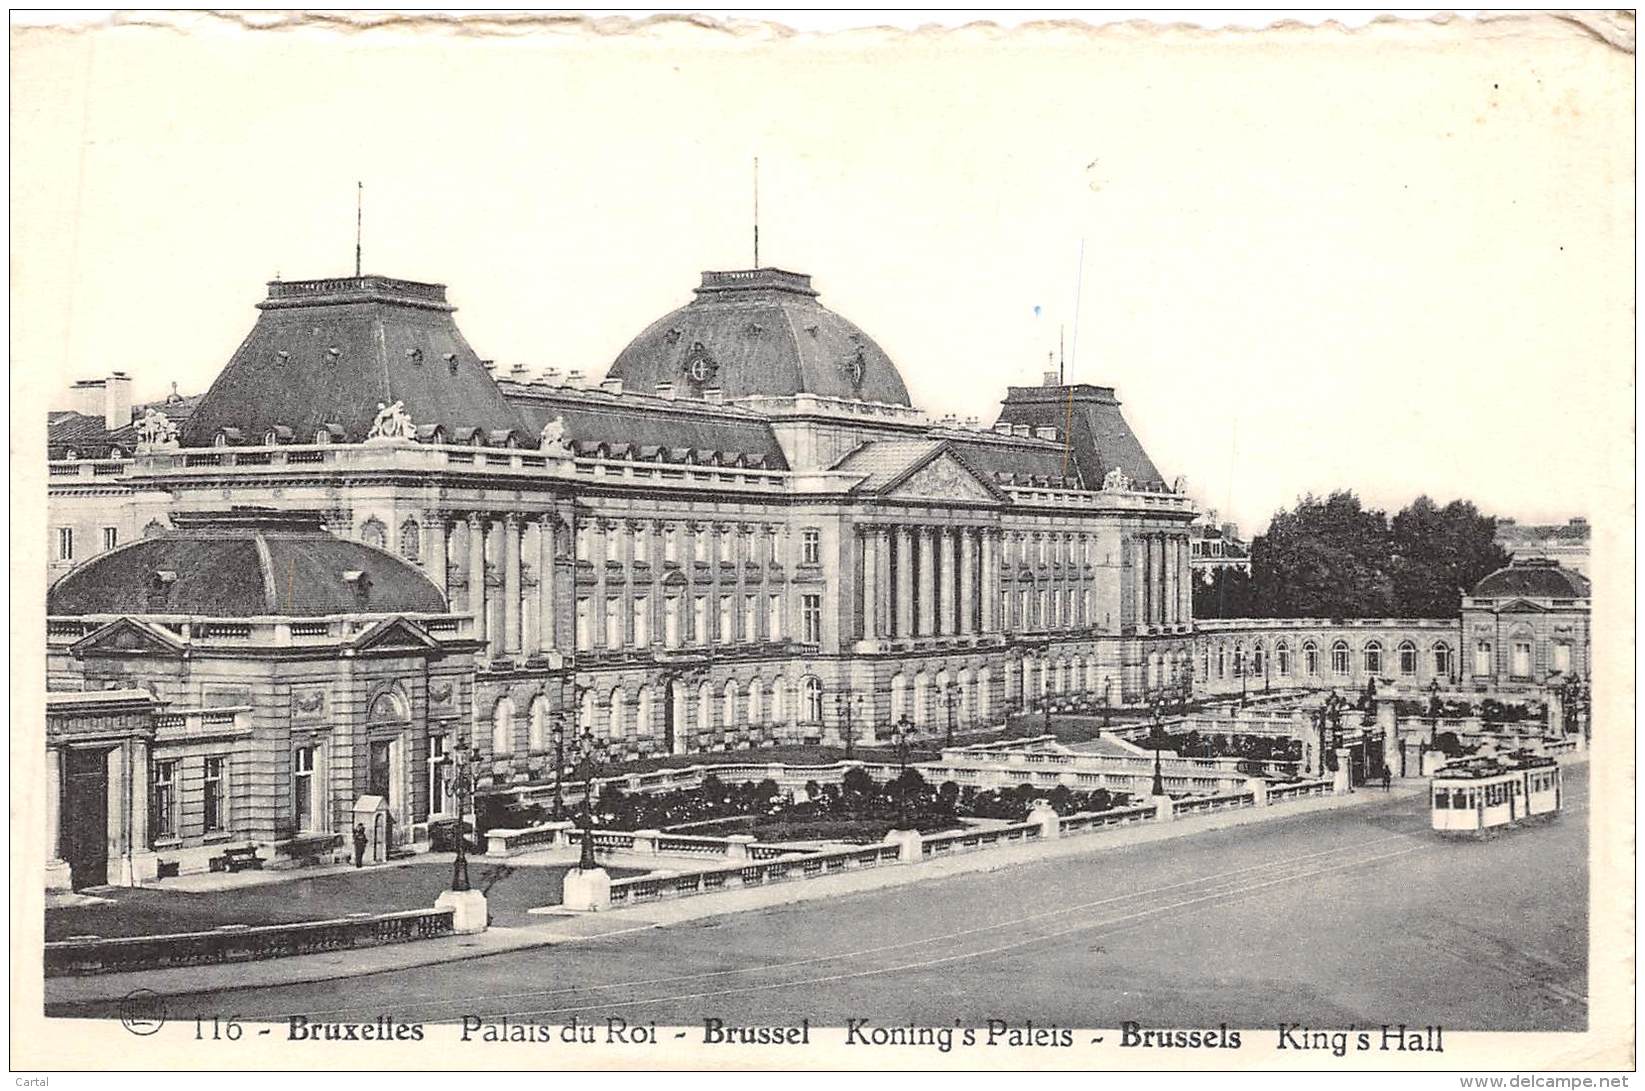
[209,845,264,873]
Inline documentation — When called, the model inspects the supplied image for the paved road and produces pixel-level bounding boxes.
[53,769,1588,1031]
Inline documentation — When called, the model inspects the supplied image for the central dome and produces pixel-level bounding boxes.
[606,269,911,406]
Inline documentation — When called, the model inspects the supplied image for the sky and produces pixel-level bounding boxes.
[11,11,1634,536]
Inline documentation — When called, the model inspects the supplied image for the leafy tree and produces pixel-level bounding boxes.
[1389,496,1510,617]
[1249,491,1395,617]
[1193,565,1256,619]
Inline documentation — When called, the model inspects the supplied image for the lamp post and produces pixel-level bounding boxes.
[550,719,566,821]
[1427,678,1442,747]
[446,732,473,893]
[1099,677,1111,729]
[1238,646,1249,708]
[894,715,911,828]
[574,728,605,872]
[1149,698,1167,797]
[835,690,862,760]
[941,681,961,748]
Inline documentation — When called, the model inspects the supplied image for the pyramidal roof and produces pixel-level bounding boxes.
[181,276,525,446]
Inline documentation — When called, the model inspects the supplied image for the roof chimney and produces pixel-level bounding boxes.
[656,381,676,400]
[480,359,497,372]
[993,421,1013,436]
[1011,424,1031,438]
[1034,425,1058,441]
[601,377,624,395]
[703,387,725,405]
[509,363,530,379]
[104,372,133,431]
[1042,370,1061,388]
[538,367,561,385]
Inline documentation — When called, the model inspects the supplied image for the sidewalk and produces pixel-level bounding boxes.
[45,779,1423,1007]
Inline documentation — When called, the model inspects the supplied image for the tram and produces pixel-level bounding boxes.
[1429,751,1562,837]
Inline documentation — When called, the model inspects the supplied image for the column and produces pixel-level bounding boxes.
[623,519,639,647]
[860,527,879,640]
[45,748,67,888]
[425,512,449,600]
[960,528,977,634]
[874,526,892,640]
[593,520,610,648]
[537,514,557,656]
[710,524,727,643]
[467,512,488,647]
[917,527,937,637]
[1131,535,1146,631]
[896,526,915,638]
[503,514,523,654]
[980,530,996,632]
[1180,537,1194,625]
[939,528,957,636]
[1162,534,1176,628]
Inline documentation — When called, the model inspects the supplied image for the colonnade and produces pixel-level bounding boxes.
[424,510,562,660]
[1133,532,1191,630]
[858,525,1000,640]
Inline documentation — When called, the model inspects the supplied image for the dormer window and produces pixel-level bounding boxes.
[265,430,279,446]
[406,346,424,364]
[343,570,372,608]
[313,429,330,445]
[107,446,125,459]
[146,569,177,609]
[64,447,79,460]
[213,432,229,448]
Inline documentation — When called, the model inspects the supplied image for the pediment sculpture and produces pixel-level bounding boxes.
[135,408,180,450]
[539,415,572,456]
[367,400,416,442]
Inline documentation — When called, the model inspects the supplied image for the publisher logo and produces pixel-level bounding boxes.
[119,989,166,1036]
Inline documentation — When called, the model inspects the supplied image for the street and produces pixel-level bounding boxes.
[52,768,1588,1032]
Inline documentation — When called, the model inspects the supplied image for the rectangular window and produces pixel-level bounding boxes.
[1020,589,1032,628]
[717,596,734,643]
[767,593,782,641]
[663,526,678,563]
[1511,640,1532,678]
[720,532,735,563]
[693,596,708,644]
[633,528,649,563]
[665,596,682,648]
[575,598,592,650]
[1553,642,1571,674]
[292,747,315,830]
[102,526,119,552]
[633,597,650,646]
[692,530,707,563]
[605,597,622,647]
[743,595,757,642]
[151,760,178,842]
[801,593,823,644]
[605,527,622,564]
[428,736,449,816]
[57,527,74,562]
[202,755,227,833]
[575,525,591,562]
[801,528,821,566]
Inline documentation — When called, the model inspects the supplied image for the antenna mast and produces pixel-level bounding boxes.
[355,182,363,277]
[1067,237,1086,382]
[753,157,760,268]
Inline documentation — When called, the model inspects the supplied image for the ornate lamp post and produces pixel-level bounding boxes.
[1149,698,1167,797]
[894,715,912,828]
[835,690,862,760]
[446,732,473,893]
[574,728,605,872]
[550,719,566,821]
[941,681,961,748]
[1427,678,1442,747]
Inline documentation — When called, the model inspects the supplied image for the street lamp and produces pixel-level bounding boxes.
[574,728,606,872]
[893,715,912,828]
[446,732,473,893]
[1427,678,1442,747]
[1149,698,1167,797]
[941,680,961,748]
[1099,677,1111,729]
[1238,646,1249,708]
[835,690,863,760]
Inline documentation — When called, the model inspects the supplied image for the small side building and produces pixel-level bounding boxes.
[1459,558,1590,689]
[45,509,479,889]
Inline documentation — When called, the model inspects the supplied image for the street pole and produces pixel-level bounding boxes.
[576,729,601,872]
[1149,699,1166,797]
[551,721,565,822]
[944,684,957,748]
[895,715,911,828]
[450,733,471,893]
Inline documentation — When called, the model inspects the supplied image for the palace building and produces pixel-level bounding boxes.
[46,265,1198,876]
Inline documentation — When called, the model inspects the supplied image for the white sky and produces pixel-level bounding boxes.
[11,11,1634,535]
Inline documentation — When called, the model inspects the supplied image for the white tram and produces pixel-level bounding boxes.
[1430,752,1563,837]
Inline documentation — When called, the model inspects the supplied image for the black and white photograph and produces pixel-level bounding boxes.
[10,9,1635,1078]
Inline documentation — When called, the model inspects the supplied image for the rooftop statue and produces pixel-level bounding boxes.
[367,400,415,442]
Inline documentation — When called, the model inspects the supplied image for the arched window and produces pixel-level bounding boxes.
[722,679,738,729]
[1398,640,1418,675]
[769,678,787,726]
[212,432,229,448]
[957,668,973,722]
[313,429,332,445]
[607,687,626,739]
[399,519,422,561]
[1275,641,1291,677]
[802,677,824,724]
[976,667,992,722]
[491,696,515,756]
[635,686,653,738]
[913,671,930,726]
[1251,643,1265,678]
[1232,644,1244,678]
[1021,656,1035,701]
[1216,646,1226,680]
[528,693,550,751]
[361,518,388,550]
[1331,640,1350,675]
[579,688,597,734]
[1473,640,1492,677]
[1303,641,1320,676]
[1199,648,1209,681]
[889,672,907,725]
[747,680,764,725]
[1432,642,1452,679]
[1363,641,1383,675]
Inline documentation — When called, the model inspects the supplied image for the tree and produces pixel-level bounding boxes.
[1389,496,1510,617]
[1249,491,1395,617]
[1193,566,1256,619]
